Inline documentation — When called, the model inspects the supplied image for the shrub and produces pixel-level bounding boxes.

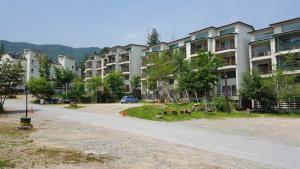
[214,96,227,112]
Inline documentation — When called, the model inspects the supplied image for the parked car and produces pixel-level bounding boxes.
[121,96,138,104]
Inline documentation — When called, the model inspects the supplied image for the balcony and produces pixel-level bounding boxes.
[120,54,130,63]
[278,40,300,52]
[216,39,235,51]
[121,67,130,73]
[85,64,93,70]
[251,45,271,58]
[277,54,300,71]
[85,72,92,79]
[256,64,272,75]
[222,56,236,66]
[191,41,208,55]
[96,70,102,76]
[217,85,237,97]
[96,60,102,69]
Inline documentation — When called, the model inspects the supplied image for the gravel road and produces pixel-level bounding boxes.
[4,98,300,169]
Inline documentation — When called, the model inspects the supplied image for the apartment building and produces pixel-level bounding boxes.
[84,44,146,93]
[249,17,300,78]
[141,22,254,101]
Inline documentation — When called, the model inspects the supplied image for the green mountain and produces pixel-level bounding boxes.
[1,40,101,61]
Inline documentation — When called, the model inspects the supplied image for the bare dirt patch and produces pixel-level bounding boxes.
[0,118,114,169]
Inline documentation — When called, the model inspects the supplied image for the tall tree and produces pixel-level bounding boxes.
[147,29,160,46]
[86,77,102,103]
[178,50,222,97]
[0,61,24,112]
[130,75,141,97]
[54,67,75,94]
[240,72,277,111]
[38,54,51,80]
[146,52,174,101]
[104,71,125,101]
[0,41,7,59]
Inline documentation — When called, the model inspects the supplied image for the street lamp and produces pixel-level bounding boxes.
[19,60,32,129]
[224,71,231,113]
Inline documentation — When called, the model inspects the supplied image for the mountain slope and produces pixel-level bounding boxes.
[1,40,101,61]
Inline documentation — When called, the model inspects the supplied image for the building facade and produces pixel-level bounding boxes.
[249,17,300,78]
[84,44,146,93]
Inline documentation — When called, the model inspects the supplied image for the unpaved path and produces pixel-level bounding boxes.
[4,98,300,168]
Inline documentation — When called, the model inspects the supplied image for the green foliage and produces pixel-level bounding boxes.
[68,78,85,102]
[104,71,125,101]
[124,104,259,122]
[146,52,174,100]
[240,72,277,111]
[0,41,6,57]
[86,77,102,103]
[214,96,227,112]
[178,50,222,96]
[130,75,141,97]
[38,54,51,80]
[54,67,75,87]
[0,61,24,111]
[147,29,160,46]
[28,78,55,100]
[0,159,14,168]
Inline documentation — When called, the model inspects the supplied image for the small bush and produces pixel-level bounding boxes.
[214,96,227,112]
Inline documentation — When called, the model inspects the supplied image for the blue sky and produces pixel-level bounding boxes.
[0,0,299,48]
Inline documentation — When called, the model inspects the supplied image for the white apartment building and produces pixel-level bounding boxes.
[1,49,81,83]
[84,44,146,93]
[141,22,254,101]
[249,17,300,79]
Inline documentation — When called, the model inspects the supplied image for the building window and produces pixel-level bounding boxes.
[221,71,236,79]
[72,66,74,70]
[255,32,273,41]
[152,46,161,52]
[124,75,129,80]
[220,27,235,36]
[31,68,34,73]
[282,22,300,32]
[169,43,178,50]
[195,32,208,39]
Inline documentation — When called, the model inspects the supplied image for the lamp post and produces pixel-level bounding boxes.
[224,71,231,113]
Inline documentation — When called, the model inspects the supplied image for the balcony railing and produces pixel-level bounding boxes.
[222,57,236,66]
[85,64,92,69]
[108,58,116,64]
[120,56,130,62]
[217,90,237,97]
[257,64,272,74]
[191,44,208,55]
[278,40,300,51]
[121,67,129,72]
[216,40,235,51]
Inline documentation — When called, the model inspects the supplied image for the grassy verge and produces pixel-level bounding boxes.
[122,104,259,122]
[122,104,300,122]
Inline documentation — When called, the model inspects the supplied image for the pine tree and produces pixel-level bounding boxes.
[0,41,7,59]
[147,29,160,46]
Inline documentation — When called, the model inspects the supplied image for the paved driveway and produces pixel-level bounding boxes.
[5,99,300,169]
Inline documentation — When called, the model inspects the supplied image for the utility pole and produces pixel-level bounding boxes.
[224,72,230,113]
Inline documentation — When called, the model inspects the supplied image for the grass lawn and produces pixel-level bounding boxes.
[0,160,14,168]
[122,104,300,122]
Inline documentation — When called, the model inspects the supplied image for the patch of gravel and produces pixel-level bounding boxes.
[176,118,300,147]
[23,113,276,169]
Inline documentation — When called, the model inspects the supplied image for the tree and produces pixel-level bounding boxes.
[130,75,141,97]
[240,72,276,111]
[147,28,160,46]
[69,78,85,102]
[38,54,51,80]
[86,77,102,103]
[103,71,125,101]
[28,78,55,100]
[0,41,6,59]
[54,67,75,90]
[178,50,222,97]
[0,61,24,112]
[146,52,174,101]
